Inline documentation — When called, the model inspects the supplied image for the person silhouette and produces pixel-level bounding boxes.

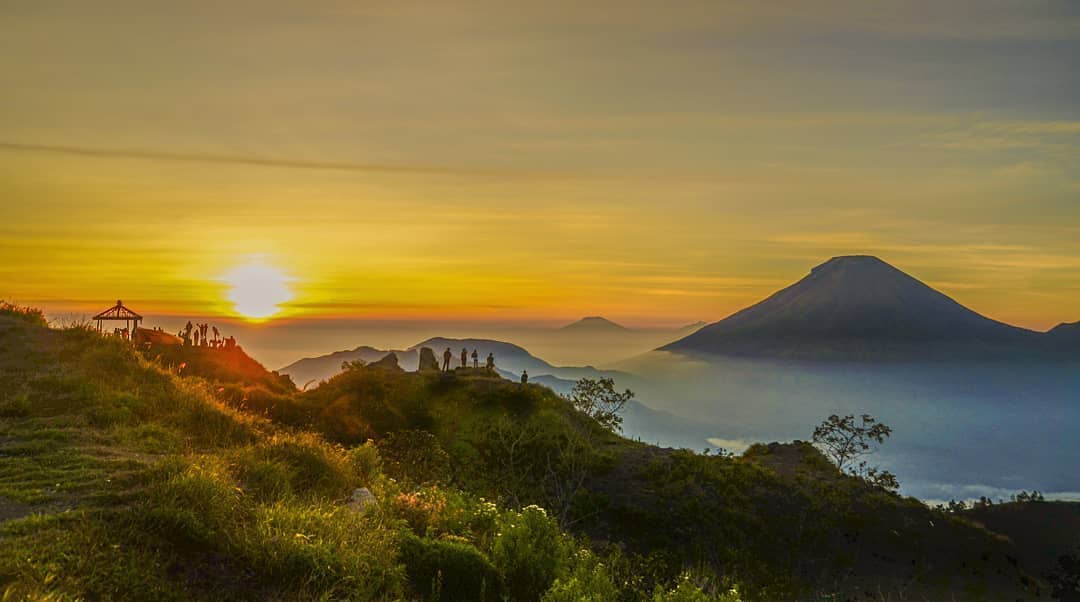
[460,348,468,368]
[193,329,201,347]
[520,370,528,384]
[485,352,495,373]
[443,347,452,371]
[472,349,479,368]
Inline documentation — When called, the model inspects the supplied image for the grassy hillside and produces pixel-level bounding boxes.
[0,304,1052,600]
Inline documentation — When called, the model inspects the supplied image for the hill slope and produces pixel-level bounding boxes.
[663,255,1053,360]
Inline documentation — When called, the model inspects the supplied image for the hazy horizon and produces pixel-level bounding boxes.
[4,1,1079,330]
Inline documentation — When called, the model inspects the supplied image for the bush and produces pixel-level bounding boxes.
[399,533,500,601]
[0,302,47,327]
[542,548,619,602]
[650,574,743,601]
[389,487,449,536]
[377,430,452,486]
[348,440,383,485]
[491,505,570,601]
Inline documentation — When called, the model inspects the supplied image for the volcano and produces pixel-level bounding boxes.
[661,255,1048,360]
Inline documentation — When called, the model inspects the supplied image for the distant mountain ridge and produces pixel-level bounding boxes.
[663,255,1078,360]
[280,336,632,387]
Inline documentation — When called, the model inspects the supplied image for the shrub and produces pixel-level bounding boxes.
[0,302,47,327]
[399,532,500,601]
[491,505,570,601]
[437,493,499,550]
[348,440,383,485]
[542,548,619,602]
[390,487,449,536]
[651,574,742,601]
[377,430,451,486]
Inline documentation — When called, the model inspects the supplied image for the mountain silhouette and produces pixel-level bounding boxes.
[280,336,633,386]
[661,255,1053,360]
[560,316,629,332]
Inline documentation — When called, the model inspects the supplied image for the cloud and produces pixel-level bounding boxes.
[0,141,539,178]
[707,438,754,454]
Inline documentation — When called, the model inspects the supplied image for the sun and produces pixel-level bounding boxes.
[221,261,293,320]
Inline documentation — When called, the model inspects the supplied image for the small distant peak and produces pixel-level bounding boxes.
[1047,320,1080,334]
[562,316,627,330]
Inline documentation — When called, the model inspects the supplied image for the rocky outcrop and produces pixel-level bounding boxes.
[417,347,439,371]
[368,353,403,371]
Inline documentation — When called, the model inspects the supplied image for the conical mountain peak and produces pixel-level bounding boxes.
[662,256,1040,359]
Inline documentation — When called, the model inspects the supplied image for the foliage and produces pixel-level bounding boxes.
[0,301,47,327]
[399,532,500,601]
[542,548,620,602]
[567,377,633,433]
[377,429,452,486]
[812,413,898,491]
[492,505,571,601]
[651,574,742,601]
[347,439,383,485]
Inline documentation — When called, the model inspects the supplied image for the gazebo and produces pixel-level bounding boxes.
[93,300,142,340]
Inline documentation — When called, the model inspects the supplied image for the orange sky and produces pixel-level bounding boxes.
[2,2,1079,331]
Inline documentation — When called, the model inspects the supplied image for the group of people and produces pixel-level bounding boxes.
[440,347,528,383]
[443,347,494,371]
[179,321,235,349]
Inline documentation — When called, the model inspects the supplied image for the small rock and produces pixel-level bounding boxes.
[348,487,378,513]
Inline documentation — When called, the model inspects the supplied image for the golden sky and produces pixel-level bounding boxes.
[2,1,1079,330]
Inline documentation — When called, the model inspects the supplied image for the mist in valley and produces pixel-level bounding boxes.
[616,352,1080,503]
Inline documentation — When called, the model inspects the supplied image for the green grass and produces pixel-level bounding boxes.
[4,313,721,601]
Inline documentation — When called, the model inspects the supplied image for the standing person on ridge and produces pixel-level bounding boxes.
[521,370,528,384]
[486,352,495,373]
[460,348,468,369]
[443,347,452,371]
[472,349,478,368]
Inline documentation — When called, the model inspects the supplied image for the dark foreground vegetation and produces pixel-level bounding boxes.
[0,303,1072,600]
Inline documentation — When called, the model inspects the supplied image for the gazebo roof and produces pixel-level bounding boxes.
[93,300,142,321]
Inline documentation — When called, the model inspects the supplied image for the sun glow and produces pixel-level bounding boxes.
[221,261,293,320]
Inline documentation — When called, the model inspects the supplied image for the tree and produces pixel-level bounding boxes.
[812,413,898,491]
[566,378,633,433]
